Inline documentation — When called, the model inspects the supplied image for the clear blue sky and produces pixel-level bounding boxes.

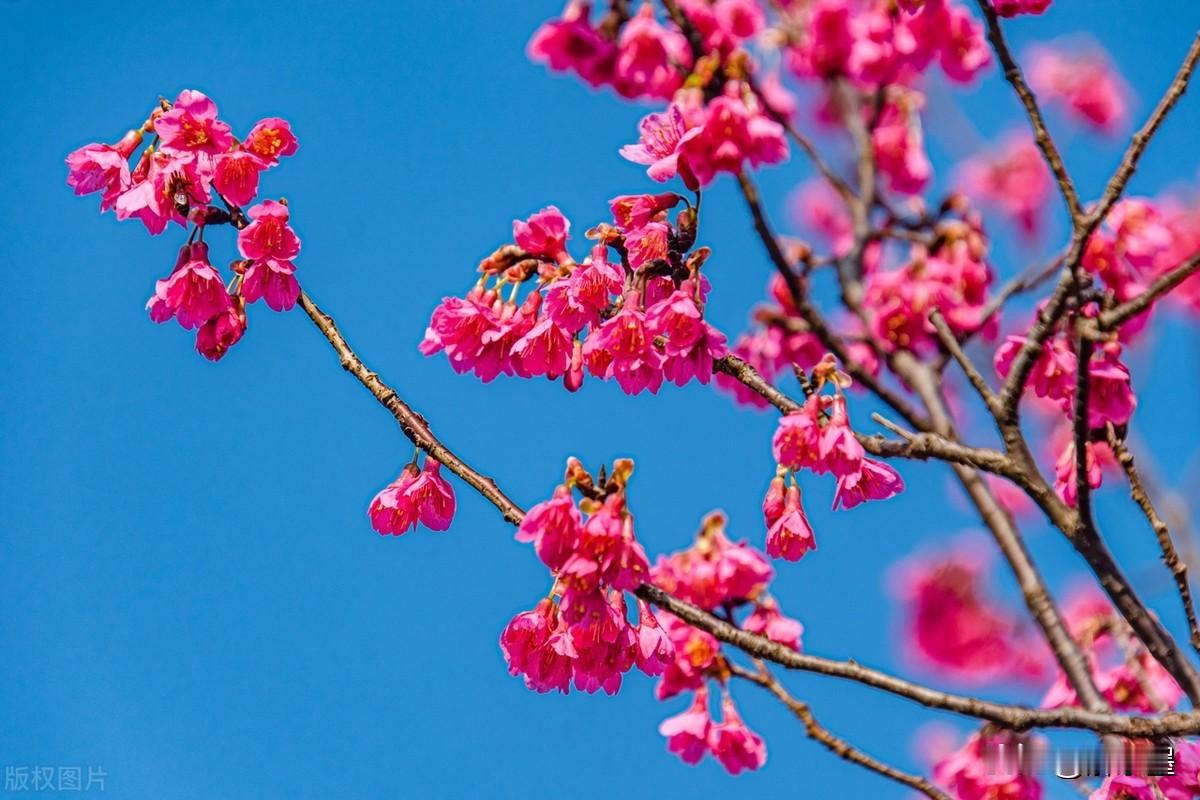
[3,2,1200,797]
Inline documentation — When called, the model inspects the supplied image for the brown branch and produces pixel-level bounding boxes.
[299,292,524,526]
[1072,335,1096,534]
[728,661,952,800]
[637,584,1200,737]
[1084,32,1200,236]
[974,0,1083,221]
[1108,426,1200,655]
[1091,252,1200,332]
[929,308,998,412]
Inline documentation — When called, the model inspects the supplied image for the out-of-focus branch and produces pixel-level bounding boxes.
[728,661,953,800]
[1086,252,1200,333]
[974,0,1083,221]
[1108,426,1200,654]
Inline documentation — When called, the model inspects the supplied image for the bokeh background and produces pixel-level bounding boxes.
[3,1,1200,796]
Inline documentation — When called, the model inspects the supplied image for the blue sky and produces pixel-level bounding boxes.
[3,1,1200,797]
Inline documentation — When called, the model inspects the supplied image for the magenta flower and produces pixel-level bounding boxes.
[708,695,766,775]
[933,732,1043,800]
[242,258,299,312]
[771,397,822,470]
[817,395,865,477]
[611,3,691,100]
[957,132,1052,237]
[154,90,233,157]
[623,220,670,269]
[872,95,931,195]
[620,104,700,184]
[766,484,816,562]
[513,205,570,262]
[1087,345,1136,429]
[634,598,675,677]
[116,150,213,235]
[420,290,498,375]
[500,598,575,694]
[743,599,804,651]
[655,612,719,700]
[149,242,232,330]
[367,464,421,535]
[1028,43,1129,133]
[510,315,573,379]
[680,91,788,187]
[65,129,141,212]
[609,192,680,232]
[244,118,299,165]
[659,687,713,765]
[238,200,301,261]
[583,293,665,395]
[832,457,904,510]
[514,485,583,571]
[213,150,267,207]
[652,512,773,610]
[761,475,786,529]
[196,302,247,362]
[527,1,616,89]
[545,245,623,333]
[367,459,455,535]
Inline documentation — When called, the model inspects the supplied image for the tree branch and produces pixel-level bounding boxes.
[728,661,953,800]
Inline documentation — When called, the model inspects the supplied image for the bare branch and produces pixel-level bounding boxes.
[1092,252,1200,332]
[729,661,952,800]
[1108,426,1200,655]
[929,308,998,412]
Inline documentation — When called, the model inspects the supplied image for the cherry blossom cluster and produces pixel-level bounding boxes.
[651,512,803,773]
[500,459,661,696]
[889,538,1050,685]
[367,457,456,536]
[421,198,727,395]
[66,90,300,360]
[768,356,904,543]
[1028,41,1130,134]
[957,132,1053,238]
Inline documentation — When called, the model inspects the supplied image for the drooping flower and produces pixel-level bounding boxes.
[196,299,247,362]
[148,242,232,330]
[766,484,816,561]
[646,284,728,386]
[242,258,300,312]
[652,512,774,611]
[678,88,788,187]
[1054,440,1104,509]
[116,149,214,235]
[708,695,767,775]
[659,687,713,765]
[500,598,576,694]
[367,459,455,535]
[818,394,865,477]
[635,598,676,676]
[872,92,931,195]
[237,199,301,261]
[833,457,904,510]
[611,3,692,100]
[514,485,583,571]
[582,291,665,395]
[1028,43,1129,133]
[772,396,823,470]
[957,132,1052,237]
[743,598,804,651]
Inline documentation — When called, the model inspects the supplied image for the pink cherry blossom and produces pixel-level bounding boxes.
[196,300,247,362]
[1028,43,1129,133]
[766,484,816,561]
[933,731,1043,800]
[872,92,931,195]
[510,315,574,379]
[708,695,767,775]
[582,292,665,395]
[762,475,786,529]
[514,484,583,571]
[237,200,301,261]
[154,90,233,157]
[65,128,142,212]
[652,511,773,610]
[957,132,1052,237]
[243,118,299,165]
[527,1,617,88]
[367,459,455,535]
[623,220,670,269]
[655,612,720,699]
[891,540,1049,683]
[646,284,728,386]
[833,457,905,510]
[609,192,680,232]
[213,150,267,207]
[612,3,691,100]
[116,150,213,235]
[937,4,991,83]
[772,396,823,470]
[743,598,804,650]
[818,394,865,477]
[513,206,570,262]
[500,598,576,694]
[1054,439,1104,509]
[545,246,624,333]
[620,104,701,184]
[678,88,788,187]
[242,258,300,312]
[1087,344,1136,429]
[148,242,232,330]
[659,687,713,765]
[635,598,676,676]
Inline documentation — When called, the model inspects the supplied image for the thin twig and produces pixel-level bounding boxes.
[729,660,953,800]
[1108,426,1200,655]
